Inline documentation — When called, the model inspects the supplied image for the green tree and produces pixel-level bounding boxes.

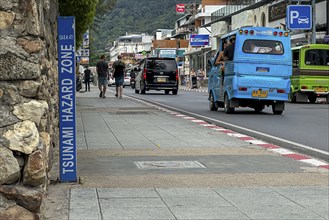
[59,0,117,50]
[59,0,98,47]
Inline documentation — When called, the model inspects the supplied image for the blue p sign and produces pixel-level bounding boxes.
[287,5,312,30]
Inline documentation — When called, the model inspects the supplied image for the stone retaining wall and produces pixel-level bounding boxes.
[0,0,59,219]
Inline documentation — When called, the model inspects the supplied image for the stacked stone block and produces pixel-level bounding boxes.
[0,0,59,218]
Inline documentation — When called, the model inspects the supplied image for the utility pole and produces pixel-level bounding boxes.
[327,0,329,35]
[311,0,316,43]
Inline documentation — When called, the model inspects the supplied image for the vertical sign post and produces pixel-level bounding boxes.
[58,16,77,182]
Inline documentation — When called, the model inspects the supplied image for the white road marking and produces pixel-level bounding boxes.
[299,159,328,166]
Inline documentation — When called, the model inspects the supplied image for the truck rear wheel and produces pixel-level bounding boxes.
[272,102,284,115]
[224,94,234,114]
[209,92,218,111]
[289,92,296,103]
[308,94,316,103]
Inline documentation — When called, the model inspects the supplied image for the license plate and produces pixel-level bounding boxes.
[252,90,268,98]
[256,67,269,72]
[314,87,326,92]
[157,77,166,82]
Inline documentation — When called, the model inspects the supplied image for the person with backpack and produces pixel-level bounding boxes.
[112,55,126,99]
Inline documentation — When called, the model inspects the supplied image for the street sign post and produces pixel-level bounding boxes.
[286,5,312,30]
[190,34,210,47]
[58,16,77,183]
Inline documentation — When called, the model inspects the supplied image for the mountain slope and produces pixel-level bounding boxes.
[91,0,200,51]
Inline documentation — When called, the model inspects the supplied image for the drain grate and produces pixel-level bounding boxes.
[135,161,206,169]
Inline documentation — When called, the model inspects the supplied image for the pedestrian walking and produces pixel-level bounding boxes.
[84,65,91,92]
[197,68,205,88]
[190,68,197,89]
[112,55,126,99]
[96,55,109,98]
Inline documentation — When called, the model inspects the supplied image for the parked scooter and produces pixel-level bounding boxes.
[130,69,136,89]
[76,74,82,91]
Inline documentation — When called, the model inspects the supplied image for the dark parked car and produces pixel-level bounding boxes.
[134,57,178,95]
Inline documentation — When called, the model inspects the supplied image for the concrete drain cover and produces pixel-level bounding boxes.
[135,161,206,169]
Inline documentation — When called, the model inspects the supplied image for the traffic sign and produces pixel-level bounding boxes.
[286,5,312,30]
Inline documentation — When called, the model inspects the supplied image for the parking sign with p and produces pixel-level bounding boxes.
[287,5,312,30]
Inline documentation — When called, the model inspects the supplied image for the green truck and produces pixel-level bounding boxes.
[290,44,329,103]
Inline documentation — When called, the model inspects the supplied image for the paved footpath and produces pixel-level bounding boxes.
[42,85,329,220]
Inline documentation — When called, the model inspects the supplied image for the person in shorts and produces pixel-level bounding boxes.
[112,55,126,98]
[96,55,109,98]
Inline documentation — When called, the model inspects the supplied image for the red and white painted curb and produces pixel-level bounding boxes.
[129,97,329,170]
[166,111,329,170]
[180,87,207,93]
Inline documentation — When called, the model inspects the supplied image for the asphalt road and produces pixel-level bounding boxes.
[119,87,329,160]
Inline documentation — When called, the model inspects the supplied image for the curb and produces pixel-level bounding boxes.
[169,111,329,170]
[127,95,329,171]
[180,87,207,93]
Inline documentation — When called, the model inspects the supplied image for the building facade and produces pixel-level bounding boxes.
[108,33,152,63]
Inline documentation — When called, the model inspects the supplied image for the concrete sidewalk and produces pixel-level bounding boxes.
[43,85,329,220]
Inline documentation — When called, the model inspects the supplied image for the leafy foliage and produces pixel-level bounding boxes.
[59,0,116,47]
[59,0,99,47]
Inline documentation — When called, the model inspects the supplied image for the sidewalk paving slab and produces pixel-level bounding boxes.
[42,86,329,220]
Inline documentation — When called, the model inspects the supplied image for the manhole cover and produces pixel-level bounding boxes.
[135,161,206,169]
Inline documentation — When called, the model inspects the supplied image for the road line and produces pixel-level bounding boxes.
[126,95,329,169]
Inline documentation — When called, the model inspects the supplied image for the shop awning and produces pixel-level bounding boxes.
[184,47,211,56]
[184,48,202,56]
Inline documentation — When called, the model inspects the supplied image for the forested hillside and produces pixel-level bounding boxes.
[91,0,200,52]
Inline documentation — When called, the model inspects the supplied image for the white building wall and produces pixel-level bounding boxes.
[252,5,269,27]
[232,10,253,30]
[315,1,327,25]
[205,16,212,24]
[142,35,153,43]
[155,32,162,40]
[204,5,225,13]
[198,27,211,34]
[268,18,285,29]
[211,21,227,37]
[210,21,227,50]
